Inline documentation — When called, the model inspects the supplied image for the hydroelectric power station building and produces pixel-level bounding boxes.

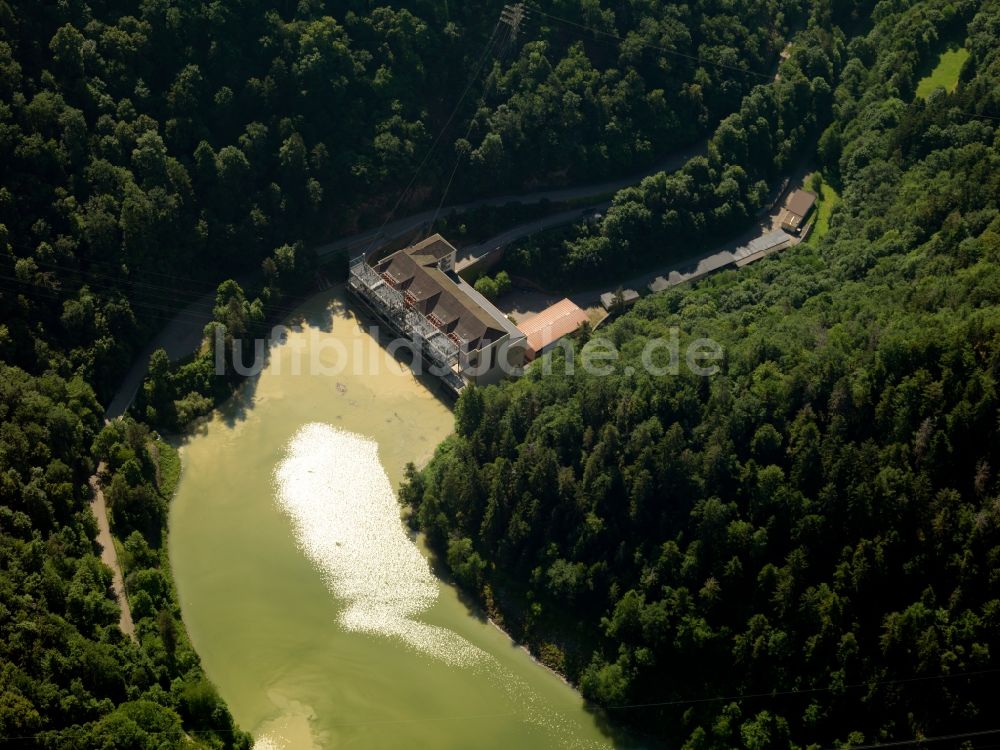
[349,234,526,394]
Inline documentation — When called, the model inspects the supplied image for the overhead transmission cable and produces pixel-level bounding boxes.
[0,272,226,327]
[0,272,345,332]
[37,255,225,294]
[603,666,1000,711]
[14,249,333,322]
[821,728,1000,749]
[24,258,225,307]
[0,255,335,323]
[367,20,505,254]
[363,4,529,258]
[525,3,774,82]
[530,2,1000,125]
[0,667,995,741]
[429,12,520,226]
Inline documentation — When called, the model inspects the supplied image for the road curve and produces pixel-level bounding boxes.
[314,139,706,261]
[455,201,612,272]
[105,141,707,419]
[105,39,794,415]
[105,293,215,420]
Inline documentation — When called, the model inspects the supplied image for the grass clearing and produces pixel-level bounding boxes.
[916,46,969,99]
[154,438,182,500]
[807,181,841,245]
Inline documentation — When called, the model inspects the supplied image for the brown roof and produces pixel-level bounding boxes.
[373,235,507,350]
[380,252,422,288]
[517,298,589,356]
[785,189,817,218]
[407,234,456,262]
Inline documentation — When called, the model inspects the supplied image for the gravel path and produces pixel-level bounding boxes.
[90,464,136,640]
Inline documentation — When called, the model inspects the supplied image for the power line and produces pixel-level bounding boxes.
[500,2,527,41]
[369,5,532,253]
[605,667,1000,711]
[0,719,996,745]
[525,3,775,82]
[430,18,514,226]
[946,107,1000,123]
[0,274,219,321]
[0,274,219,327]
[823,728,1000,749]
[0,707,520,740]
[372,21,506,247]
[5,247,254,315]
[23,258,224,308]
[32,255,225,294]
[1,273,236,329]
[1,256,326,325]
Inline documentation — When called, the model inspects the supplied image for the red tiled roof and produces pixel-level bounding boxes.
[517,298,589,356]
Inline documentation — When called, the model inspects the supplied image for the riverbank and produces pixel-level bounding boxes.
[488,617,574,688]
[89,463,136,640]
[103,127,712,427]
[168,289,623,749]
[91,419,251,748]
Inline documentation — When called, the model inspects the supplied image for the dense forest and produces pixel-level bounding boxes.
[0,369,249,746]
[403,0,1000,746]
[0,0,801,425]
[2,0,998,744]
[0,0,803,744]
[0,0,797,402]
[0,0,799,744]
[507,0,978,282]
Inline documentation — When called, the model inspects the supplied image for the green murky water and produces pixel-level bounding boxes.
[169,290,630,749]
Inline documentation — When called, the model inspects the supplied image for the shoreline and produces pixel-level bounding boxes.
[407,522,583,692]
[486,615,578,690]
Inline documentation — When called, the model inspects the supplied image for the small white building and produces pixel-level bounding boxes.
[780,189,817,234]
[600,288,640,311]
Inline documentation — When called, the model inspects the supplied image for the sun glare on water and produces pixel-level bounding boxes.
[258,421,614,750]
[272,422,486,666]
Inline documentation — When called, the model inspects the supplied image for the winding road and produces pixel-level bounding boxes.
[105,141,707,420]
[104,42,797,416]
[94,44,796,648]
[95,145,804,645]
[313,140,707,263]
[311,43,791,267]
[106,131,814,424]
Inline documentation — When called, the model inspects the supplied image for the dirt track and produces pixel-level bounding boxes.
[90,464,136,640]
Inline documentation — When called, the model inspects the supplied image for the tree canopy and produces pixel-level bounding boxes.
[2,0,997,744]
[403,0,1000,745]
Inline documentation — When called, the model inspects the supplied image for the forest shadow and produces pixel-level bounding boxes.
[415,535,491,626]
[413,537,663,749]
[169,284,455,440]
[583,704,667,750]
[218,377,258,428]
[294,283,347,332]
[912,35,967,87]
[351,302,459,412]
[206,285,352,430]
